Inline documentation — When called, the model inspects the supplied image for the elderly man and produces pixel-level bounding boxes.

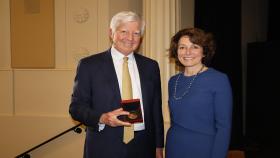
[69,11,164,158]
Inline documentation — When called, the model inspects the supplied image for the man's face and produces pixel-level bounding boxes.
[111,21,141,56]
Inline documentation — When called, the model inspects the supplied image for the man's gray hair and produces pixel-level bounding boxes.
[110,11,145,35]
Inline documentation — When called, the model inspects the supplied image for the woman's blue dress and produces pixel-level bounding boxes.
[165,68,232,158]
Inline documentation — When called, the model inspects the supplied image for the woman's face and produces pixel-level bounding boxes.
[177,36,204,68]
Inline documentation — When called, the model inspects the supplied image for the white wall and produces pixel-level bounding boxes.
[0,0,102,157]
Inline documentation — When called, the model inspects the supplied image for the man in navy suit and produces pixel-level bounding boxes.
[69,11,164,158]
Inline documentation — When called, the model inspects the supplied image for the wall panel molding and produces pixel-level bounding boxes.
[10,0,55,68]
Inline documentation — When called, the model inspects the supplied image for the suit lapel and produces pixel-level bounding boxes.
[134,54,149,112]
[101,50,122,106]
[100,52,150,110]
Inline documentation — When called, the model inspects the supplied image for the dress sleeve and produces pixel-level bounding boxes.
[211,74,233,158]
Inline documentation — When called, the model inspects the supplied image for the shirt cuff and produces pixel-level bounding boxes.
[98,123,105,131]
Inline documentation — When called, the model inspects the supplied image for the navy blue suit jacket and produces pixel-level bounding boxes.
[69,49,164,158]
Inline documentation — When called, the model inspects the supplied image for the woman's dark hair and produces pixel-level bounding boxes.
[169,28,216,67]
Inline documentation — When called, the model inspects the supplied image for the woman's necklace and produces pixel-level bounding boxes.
[173,65,205,100]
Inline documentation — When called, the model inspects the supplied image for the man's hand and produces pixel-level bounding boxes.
[99,108,131,127]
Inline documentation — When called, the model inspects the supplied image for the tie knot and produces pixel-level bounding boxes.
[123,57,129,62]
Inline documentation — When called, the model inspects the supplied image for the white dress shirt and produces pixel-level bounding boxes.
[99,46,145,131]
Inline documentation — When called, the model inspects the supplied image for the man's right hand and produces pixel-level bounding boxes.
[99,108,132,127]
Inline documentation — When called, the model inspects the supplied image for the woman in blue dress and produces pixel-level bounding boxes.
[165,28,233,158]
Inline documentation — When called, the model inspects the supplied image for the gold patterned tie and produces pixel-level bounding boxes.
[122,57,134,144]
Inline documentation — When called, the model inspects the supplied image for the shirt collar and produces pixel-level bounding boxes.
[111,46,134,62]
